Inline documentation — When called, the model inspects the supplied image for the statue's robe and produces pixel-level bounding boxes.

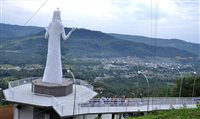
[42,10,65,84]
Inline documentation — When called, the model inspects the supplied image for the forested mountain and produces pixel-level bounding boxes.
[110,33,200,56]
[0,23,43,40]
[0,23,198,65]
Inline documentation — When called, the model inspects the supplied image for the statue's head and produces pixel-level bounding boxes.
[52,9,61,22]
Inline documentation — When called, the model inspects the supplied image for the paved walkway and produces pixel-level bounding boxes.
[57,97,198,117]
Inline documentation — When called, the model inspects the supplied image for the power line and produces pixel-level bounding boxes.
[22,0,49,27]
[150,0,160,97]
[150,0,160,62]
[151,0,155,63]
[153,0,160,62]
[15,0,49,35]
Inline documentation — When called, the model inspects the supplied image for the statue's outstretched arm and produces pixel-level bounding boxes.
[44,27,49,39]
[62,28,76,40]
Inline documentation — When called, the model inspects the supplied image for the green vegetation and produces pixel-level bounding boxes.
[0,23,199,65]
[173,76,200,97]
[93,75,200,98]
[111,33,200,56]
[1,23,200,101]
[1,60,200,98]
[93,77,167,97]
[126,108,200,119]
[0,64,14,68]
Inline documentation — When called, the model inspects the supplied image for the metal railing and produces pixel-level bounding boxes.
[73,97,199,115]
[54,97,199,116]
[7,77,38,100]
[79,97,199,108]
[9,77,38,88]
[7,77,94,107]
[63,78,93,90]
[75,79,94,90]
[6,78,200,116]
[8,77,93,92]
[9,77,93,90]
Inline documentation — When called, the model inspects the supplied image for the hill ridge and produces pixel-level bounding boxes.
[0,23,198,65]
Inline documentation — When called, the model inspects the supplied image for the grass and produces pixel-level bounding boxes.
[126,108,200,119]
[0,64,14,68]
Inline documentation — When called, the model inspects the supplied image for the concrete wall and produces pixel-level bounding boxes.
[13,104,121,119]
[74,114,97,119]
[13,104,18,119]
[44,113,50,119]
[13,104,33,119]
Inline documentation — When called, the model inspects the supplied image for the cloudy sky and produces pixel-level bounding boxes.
[1,0,199,43]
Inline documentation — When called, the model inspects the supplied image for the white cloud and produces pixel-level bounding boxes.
[1,0,199,43]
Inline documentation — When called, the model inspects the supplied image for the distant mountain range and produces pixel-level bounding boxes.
[0,23,199,65]
[110,33,200,56]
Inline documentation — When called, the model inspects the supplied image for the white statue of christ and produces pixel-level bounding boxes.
[42,9,75,84]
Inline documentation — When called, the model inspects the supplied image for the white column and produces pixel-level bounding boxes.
[44,113,50,119]
[74,115,84,119]
[114,114,120,119]
[14,105,33,119]
[83,114,98,119]
[101,114,112,119]
[13,104,19,119]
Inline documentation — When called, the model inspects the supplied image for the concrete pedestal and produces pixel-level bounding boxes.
[32,79,73,97]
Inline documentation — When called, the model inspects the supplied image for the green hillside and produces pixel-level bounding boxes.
[111,33,200,56]
[127,108,200,119]
[0,23,199,65]
[0,23,43,40]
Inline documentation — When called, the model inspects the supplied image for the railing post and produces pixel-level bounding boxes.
[177,98,179,107]
[51,96,53,105]
[12,89,14,99]
[192,98,195,105]
[159,97,161,109]
[78,104,80,115]
[107,102,109,112]
[88,103,89,113]
[164,97,166,105]
[62,105,63,115]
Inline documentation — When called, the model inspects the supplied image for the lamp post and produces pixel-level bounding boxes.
[0,88,2,105]
[67,69,76,118]
[165,66,175,98]
[192,71,197,97]
[177,68,183,98]
[189,65,197,97]
[136,82,139,98]
[138,71,149,112]
[172,67,183,98]
[134,62,139,98]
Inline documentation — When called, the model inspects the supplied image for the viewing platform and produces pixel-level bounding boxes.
[3,77,200,118]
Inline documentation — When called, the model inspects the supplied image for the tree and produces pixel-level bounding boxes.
[173,76,200,97]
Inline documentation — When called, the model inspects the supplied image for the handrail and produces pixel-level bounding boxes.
[9,77,38,88]
[79,97,199,108]
[63,78,94,90]
[7,77,94,107]
[8,77,93,90]
[5,77,200,116]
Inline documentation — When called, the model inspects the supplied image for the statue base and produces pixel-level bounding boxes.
[32,79,73,97]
